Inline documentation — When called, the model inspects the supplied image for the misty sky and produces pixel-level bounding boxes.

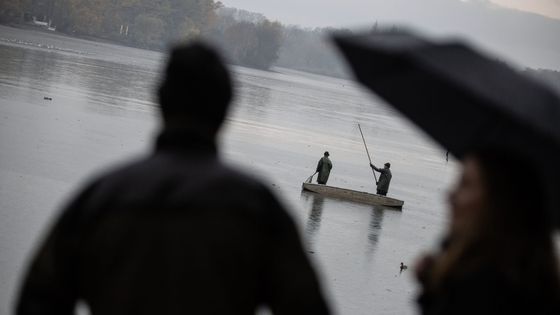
[492,0,560,19]
[221,0,560,70]
[221,0,559,26]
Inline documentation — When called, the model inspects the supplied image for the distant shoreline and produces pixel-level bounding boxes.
[2,22,557,90]
[1,22,159,51]
[0,23,347,80]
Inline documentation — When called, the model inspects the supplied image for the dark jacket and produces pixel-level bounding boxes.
[316,157,332,185]
[418,237,560,315]
[418,266,560,315]
[371,165,391,193]
[16,130,330,315]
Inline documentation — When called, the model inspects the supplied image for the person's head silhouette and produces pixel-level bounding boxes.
[158,41,232,135]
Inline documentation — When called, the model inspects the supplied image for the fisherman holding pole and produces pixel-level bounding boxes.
[370,162,392,196]
[358,124,393,196]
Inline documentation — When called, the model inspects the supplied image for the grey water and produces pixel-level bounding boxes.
[0,25,459,314]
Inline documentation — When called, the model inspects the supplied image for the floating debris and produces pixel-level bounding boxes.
[400,262,408,273]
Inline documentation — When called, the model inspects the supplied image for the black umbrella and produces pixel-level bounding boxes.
[333,30,560,227]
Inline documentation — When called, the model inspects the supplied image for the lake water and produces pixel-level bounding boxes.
[0,25,459,314]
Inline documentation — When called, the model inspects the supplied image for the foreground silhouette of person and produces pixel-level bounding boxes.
[415,148,560,314]
[16,42,330,315]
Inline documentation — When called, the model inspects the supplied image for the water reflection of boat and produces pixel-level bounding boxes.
[305,194,325,236]
[301,182,404,209]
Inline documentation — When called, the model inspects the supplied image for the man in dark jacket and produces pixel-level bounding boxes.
[370,162,392,196]
[16,42,330,315]
[316,152,332,185]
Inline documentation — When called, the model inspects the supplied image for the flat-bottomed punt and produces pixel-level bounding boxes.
[302,182,404,209]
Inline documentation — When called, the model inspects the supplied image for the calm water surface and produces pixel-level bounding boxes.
[0,25,459,314]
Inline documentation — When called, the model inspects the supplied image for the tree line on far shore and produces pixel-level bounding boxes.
[1,0,559,83]
[0,0,349,76]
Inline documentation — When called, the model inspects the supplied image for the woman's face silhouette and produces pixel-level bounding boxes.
[448,156,487,237]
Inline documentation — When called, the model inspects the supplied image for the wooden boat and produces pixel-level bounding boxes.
[302,182,404,209]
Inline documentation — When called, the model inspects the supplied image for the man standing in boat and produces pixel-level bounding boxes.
[370,162,392,196]
[316,151,333,185]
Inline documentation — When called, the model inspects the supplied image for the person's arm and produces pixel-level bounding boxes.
[370,163,380,172]
[16,183,97,315]
[316,159,323,173]
[260,189,330,315]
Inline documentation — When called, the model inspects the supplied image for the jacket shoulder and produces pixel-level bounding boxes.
[88,155,280,211]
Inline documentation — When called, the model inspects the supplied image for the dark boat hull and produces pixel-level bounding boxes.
[302,182,404,209]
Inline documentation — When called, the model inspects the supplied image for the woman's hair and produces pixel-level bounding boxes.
[430,148,560,297]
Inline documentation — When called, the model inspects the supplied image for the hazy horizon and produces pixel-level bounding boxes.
[221,0,560,27]
[220,0,560,71]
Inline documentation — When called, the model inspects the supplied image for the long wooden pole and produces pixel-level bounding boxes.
[358,124,378,184]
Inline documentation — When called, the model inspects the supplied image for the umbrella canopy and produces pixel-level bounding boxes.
[333,30,560,227]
